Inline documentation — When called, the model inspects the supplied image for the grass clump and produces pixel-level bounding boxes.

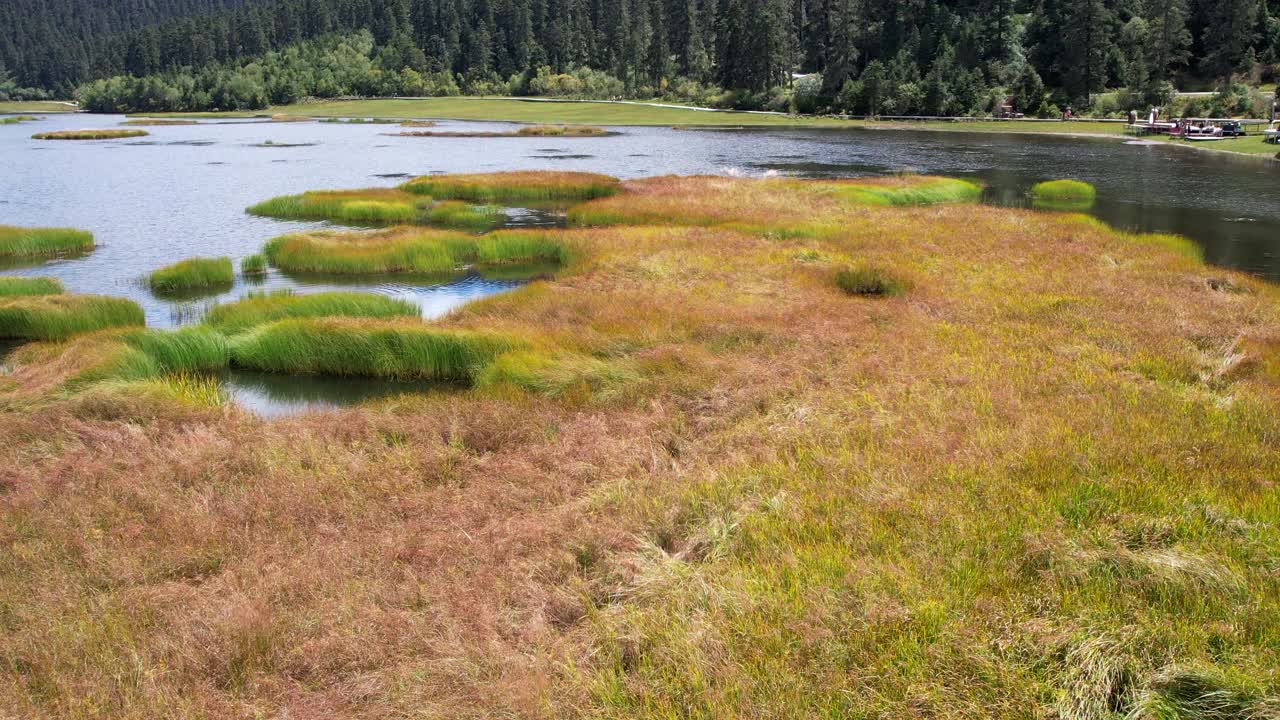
[263,227,566,275]
[0,115,40,124]
[203,290,420,334]
[32,129,149,140]
[0,276,64,296]
[478,350,639,400]
[246,188,429,224]
[401,171,620,202]
[834,265,908,296]
[836,176,983,206]
[229,317,522,381]
[0,225,94,257]
[395,124,610,138]
[148,257,234,295]
[120,119,198,126]
[1031,179,1098,210]
[425,201,504,232]
[0,294,143,339]
[240,254,268,276]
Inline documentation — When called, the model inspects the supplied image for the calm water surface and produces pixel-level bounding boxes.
[2,113,1277,412]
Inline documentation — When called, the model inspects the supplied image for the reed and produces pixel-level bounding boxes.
[148,257,235,294]
[0,225,95,257]
[262,227,566,274]
[0,276,64,297]
[229,317,522,381]
[401,171,621,202]
[834,265,908,296]
[31,129,149,140]
[0,294,143,339]
[240,254,268,276]
[246,188,429,224]
[203,290,420,334]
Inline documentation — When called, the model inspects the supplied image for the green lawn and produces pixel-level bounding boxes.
[0,100,78,114]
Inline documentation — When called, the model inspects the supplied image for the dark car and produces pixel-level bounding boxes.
[1221,121,1247,137]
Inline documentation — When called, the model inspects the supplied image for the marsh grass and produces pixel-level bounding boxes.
[319,117,400,124]
[834,265,908,296]
[247,188,430,224]
[0,276,64,296]
[1,115,40,124]
[229,317,523,381]
[1031,179,1098,202]
[0,294,143,339]
[835,176,983,206]
[263,227,567,274]
[121,119,198,126]
[31,129,149,140]
[240,254,268,276]
[0,225,94,257]
[203,290,420,334]
[149,257,235,295]
[478,350,640,400]
[401,171,621,202]
[394,124,611,138]
[425,201,505,231]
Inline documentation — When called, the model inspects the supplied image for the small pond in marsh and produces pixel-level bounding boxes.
[2,113,1278,414]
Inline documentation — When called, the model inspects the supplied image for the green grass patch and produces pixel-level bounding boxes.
[31,129,149,140]
[478,350,639,400]
[240,254,268,276]
[1031,179,1098,209]
[203,290,420,334]
[0,115,40,124]
[396,124,611,138]
[318,117,400,124]
[0,294,143,340]
[401,171,620,202]
[0,101,77,113]
[246,188,430,224]
[120,119,198,126]
[425,201,505,232]
[148,257,234,295]
[0,276,64,296]
[229,317,523,381]
[66,326,231,388]
[263,227,567,275]
[835,265,908,296]
[836,177,983,206]
[0,225,94,257]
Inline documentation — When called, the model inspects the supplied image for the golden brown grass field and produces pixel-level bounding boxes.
[1,174,1278,719]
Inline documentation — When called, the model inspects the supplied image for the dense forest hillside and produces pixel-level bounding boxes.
[4,0,1280,114]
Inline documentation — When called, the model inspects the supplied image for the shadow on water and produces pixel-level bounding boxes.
[221,369,460,418]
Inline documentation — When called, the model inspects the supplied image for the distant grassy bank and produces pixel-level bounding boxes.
[0,100,78,114]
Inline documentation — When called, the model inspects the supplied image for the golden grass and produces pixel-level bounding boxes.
[31,129,149,140]
[1,174,1278,719]
[393,124,611,138]
[401,170,621,202]
[262,226,567,275]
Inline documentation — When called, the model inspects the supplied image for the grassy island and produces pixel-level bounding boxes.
[262,226,567,274]
[394,124,611,138]
[0,294,143,339]
[0,225,94,257]
[0,276,65,297]
[401,170,620,202]
[148,257,235,295]
[1,171,1278,719]
[31,129,149,140]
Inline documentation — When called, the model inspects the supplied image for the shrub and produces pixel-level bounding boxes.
[149,257,235,294]
[0,294,144,339]
[0,225,95,257]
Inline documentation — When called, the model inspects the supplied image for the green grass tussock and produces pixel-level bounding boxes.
[424,201,505,232]
[478,350,639,400]
[263,227,567,275]
[246,189,429,224]
[834,265,908,296]
[836,177,983,206]
[240,254,268,276]
[401,171,621,202]
[203,290,420,334]
[0,115,40,124]
[229,317,523,381]
[0,225,94,257]
[66,327,230,389]
[0,276,64,296]
[31,129,149,140]
[0,294,143,340]
[148,257,234,295]
[1031,179,1098,202]
[120,119,198,126]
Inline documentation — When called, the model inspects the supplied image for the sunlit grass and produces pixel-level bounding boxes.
[262,227,567,274]
[0,276,64,296]
[229,317,524,381]
[401,171,621,202]
[148,257,234,295]
[1031,179,1098,211]
[0,294,143,339]
[240,254,267,276]
[203,290,420,334]
[0,225,94,257]
[31,129,149,140]
[0,115,40,124]
[246,188,430,224]
[834,264,908,296]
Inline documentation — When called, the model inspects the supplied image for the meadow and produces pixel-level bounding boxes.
[0,172,1277,719]
[0,225,94,257]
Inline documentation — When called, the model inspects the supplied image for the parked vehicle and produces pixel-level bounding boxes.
[1220,121,1247,137]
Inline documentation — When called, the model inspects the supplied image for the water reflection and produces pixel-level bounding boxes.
[221,369,459,417]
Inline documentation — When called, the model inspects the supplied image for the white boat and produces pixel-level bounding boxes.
[1266,124,1280,145]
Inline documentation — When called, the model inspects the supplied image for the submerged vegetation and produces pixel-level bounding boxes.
[148,257,234,295]
[0,276,64,297]
[0,294,143,339]
[0,225,94,257]
[402,170,620,202]
[31,128,148,140]
[263,227,566,274]
[2,172,1278,718]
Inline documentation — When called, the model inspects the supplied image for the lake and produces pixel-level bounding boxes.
[2,113,1277,412]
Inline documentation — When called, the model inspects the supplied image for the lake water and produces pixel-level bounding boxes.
[2,113,1277,412]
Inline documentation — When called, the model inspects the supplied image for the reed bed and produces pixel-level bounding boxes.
[0,294,143,339]
[0,276,64,296]
[401,170,620,202]
[247,188,429,224]
[148,257,235,294]
[0,225,94,257]
[262,227,567,274]
[240,254,268,276]
[203,290,420,334]
[31,129,149,140]
[1,115,40,124]
[229,317,522,381]
[1031,179,1097,202]
[318,117,400,124]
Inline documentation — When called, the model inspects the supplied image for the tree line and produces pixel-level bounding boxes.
[5,0,1280,115]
